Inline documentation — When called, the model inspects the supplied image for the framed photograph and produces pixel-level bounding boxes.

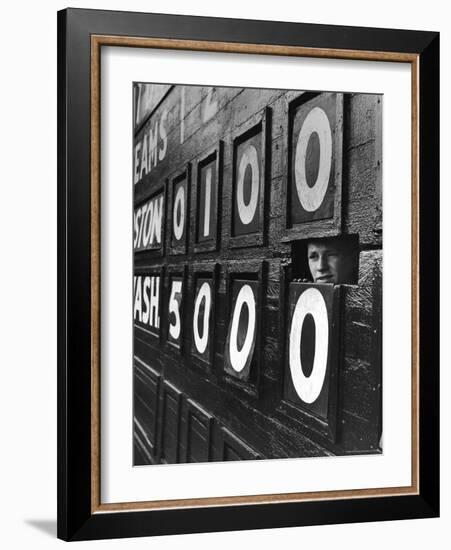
[57,8,439,541]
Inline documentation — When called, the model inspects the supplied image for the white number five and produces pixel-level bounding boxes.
[169,280,182,340]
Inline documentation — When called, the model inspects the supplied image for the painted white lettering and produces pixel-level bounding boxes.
[133,276,142,322]
[151,195,163,245]
[141,202,153,247]
[142,277,151,324]
[137,202,147,249]
[159,110,168,161]
[133,276,138,295]
[134,142,142,185]
[149,276,160,329]
[134,193,164,251]
[140,134,148,179]
[148,125,158,170]
[133,210,141,248]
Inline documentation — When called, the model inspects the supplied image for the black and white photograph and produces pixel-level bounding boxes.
[132,83,382,465]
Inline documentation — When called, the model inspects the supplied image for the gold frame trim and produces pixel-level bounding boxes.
[90,35,420,514]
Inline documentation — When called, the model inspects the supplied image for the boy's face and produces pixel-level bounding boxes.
[307,241,354,284]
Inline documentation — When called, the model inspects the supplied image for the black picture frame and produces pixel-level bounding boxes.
[58,7,439,541]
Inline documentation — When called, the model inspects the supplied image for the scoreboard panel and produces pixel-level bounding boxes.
[133,84,382,464]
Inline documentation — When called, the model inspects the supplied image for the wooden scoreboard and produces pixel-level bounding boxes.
[133,84,382,465]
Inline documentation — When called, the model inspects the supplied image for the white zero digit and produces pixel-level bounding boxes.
[173,185,185,240]
[193,282,211,354]
[294,106,332,212]
[289,287,329,404]
[236,145,259,225]
[168,280,182,340]
[229,284,256,373]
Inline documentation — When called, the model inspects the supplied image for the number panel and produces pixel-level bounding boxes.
[283,282,341,441]
[133,272,163,339]
[282,92,344,242]
[224,279,258,382]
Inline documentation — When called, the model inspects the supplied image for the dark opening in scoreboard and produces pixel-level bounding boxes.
[133,84,382,465]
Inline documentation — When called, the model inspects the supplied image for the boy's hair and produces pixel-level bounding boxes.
[307,235,355,255]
